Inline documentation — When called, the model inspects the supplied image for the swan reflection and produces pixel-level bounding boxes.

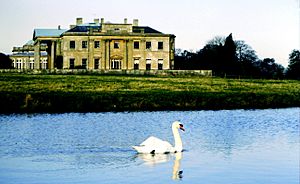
[136,152,171,166]
[136,152,183,180]
[172,152,183,180]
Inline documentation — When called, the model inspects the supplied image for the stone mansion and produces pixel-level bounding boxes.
[10,18,176,71]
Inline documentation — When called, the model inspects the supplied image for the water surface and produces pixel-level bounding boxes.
[0,108,299,183]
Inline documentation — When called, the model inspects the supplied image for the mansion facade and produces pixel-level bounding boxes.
[10,18,175,70]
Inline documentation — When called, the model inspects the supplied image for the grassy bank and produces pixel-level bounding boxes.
[0,73,299,113]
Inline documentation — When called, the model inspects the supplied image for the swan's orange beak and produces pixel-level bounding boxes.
[179,124,185,131]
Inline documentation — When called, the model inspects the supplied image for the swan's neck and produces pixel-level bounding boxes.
[172,126,182,152]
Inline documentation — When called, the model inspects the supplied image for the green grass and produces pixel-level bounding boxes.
[0,73,299,113]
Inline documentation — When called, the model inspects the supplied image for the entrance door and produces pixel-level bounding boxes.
[111,59,122,69]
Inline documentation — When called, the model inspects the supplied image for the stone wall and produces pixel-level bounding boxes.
[0,69,212,77]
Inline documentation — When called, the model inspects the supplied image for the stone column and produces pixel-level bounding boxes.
[21,58,24,69]
[101,40,106,69]
[24,57,29,69]
[124,40,128,70]
[88,39,94,69]
[34,40,40,69]
[106,40,110,70]
[50,41,55,69]
[127,39,133,69]
[141,39,146,70]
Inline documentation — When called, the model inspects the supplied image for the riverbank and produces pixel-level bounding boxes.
[0,73,299,113]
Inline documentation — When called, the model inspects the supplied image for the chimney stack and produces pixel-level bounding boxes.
[76,17,83,25]
[124,18,128,24]
[133,19,139,26]
[94,18,99,24]
[101,18,104,24]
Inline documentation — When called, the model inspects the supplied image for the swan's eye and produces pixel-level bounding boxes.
[179,124,183,127]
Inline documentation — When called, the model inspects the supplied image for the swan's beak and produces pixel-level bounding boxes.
[179,124,185,131]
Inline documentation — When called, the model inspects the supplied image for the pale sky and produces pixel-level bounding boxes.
[0,0,299,67]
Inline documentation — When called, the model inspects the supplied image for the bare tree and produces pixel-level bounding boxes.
[206,36,226,46]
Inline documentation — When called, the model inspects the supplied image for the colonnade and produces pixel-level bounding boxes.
[34,40,56,69]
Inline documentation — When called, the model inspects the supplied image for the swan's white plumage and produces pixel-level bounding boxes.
[132,136,174,154]
[132,121,184,154]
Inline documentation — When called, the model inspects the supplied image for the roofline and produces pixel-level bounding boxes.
[62,32,174,37]
[33,29,67,40]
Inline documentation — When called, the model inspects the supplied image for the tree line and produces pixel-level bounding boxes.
[175,33,300,79]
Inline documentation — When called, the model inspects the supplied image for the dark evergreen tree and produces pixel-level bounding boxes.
[0,53,13,69]
[222,33,238,76]
[286,50,300,79]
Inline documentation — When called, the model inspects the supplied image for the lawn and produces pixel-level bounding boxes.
[0,73,299,113]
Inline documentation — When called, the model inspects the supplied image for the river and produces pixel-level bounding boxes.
[0,108,299,184]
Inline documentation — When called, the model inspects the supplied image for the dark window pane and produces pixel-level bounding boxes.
[146,63,151,70]
[69,58,75,69]
[70,41,75,49]
[158,42,163,50]
[146,42,151,49]
[94,41,100,48]
[114,42,120,49]
[134,41,139,49]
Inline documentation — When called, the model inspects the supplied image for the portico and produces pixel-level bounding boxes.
[33,28,66,69]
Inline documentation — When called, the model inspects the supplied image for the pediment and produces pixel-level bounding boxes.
[110,55,123,60]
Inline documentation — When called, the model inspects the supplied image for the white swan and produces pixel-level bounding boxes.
[132,121,185,154]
